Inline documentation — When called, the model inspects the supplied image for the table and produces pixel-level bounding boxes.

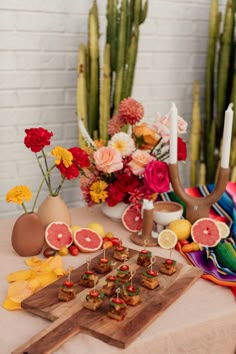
[0,207,236,354]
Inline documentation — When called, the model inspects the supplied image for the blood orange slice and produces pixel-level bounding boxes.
[45,222,73,250]
[122,204,143,233]
[191,218,221,247]
[73,228,102,252]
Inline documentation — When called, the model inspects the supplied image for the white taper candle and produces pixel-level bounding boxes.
[169,102,178,163]
[221,103,234,168]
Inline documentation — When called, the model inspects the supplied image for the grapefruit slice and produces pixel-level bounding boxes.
[122,204,143,233]
[191,218,221,247]
[45,222,73,250]
[73,228,102,252]
[158,229,178,249]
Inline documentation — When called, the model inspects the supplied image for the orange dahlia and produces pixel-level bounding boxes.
[118,97,144,125]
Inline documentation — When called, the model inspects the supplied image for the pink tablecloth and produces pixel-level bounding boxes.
[0,207,236,354]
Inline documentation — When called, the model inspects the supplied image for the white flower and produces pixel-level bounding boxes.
[108,132,135,156]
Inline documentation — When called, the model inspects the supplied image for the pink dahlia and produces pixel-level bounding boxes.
[118,98,144,125]
[108,114,124,135]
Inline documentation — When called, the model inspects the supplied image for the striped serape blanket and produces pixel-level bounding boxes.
[159,182,236,293]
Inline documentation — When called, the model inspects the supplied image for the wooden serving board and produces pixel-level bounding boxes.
[14,248,202,353]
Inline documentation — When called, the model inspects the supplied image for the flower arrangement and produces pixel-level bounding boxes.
[6,127,90,213]
[80,98,187,207]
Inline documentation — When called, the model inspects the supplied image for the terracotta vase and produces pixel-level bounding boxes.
[101,202,128,222]
[37,195,71,228]
[11,212,45,257]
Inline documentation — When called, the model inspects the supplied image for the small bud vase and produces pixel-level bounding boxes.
[11,212,45,256]
[37,195,72,228]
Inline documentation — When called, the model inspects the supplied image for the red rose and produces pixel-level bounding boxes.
[177,137,187,161]
[24,127,53,153]
[144,160,170,194]
[69,147,90,168]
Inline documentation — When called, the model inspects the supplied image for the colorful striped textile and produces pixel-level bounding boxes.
[159,182,236,290]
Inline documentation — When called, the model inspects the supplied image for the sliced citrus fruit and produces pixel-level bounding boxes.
[45,222,73,250]
[73,227,102,252]
[167,219,192,241]
[215,221,230,239]
[158,229,178,249]
[191,218,221,247]
[122,204,143,233]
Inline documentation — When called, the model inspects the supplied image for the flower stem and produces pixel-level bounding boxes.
[22,202,28,213]
[35,151,51,192]
[32,164,56,212]
[54,175,66,196]
[42,149,53,194]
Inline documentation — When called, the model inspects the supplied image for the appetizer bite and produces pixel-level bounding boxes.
[102,275,118,296]
[107,296,127,321]
[137,249,152,267]
[83,289,104,311]
[94,253,112,274]
[113,245,129,261]
[116,264,131,283]
[121,283,141,306]
[159,259,177,275]
[79,270,98,288]
[141,269,159,289]
[58,279,76,302]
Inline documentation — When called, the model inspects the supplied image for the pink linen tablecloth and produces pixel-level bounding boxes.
[0,207,235,354]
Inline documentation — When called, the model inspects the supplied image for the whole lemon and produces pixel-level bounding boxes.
[167,219,192,241]
[86,222,105,238]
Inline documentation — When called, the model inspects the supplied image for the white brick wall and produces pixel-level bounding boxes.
[0,0,227,219]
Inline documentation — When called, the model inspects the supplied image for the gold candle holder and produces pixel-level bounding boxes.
[168,164,230,224]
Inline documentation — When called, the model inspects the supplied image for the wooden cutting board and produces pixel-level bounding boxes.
[14,248,202,353]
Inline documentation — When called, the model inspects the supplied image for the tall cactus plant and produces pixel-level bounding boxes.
[191,0,236,184]
[76,0,148,145]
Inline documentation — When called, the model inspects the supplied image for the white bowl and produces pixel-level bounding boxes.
[153,201,183,226]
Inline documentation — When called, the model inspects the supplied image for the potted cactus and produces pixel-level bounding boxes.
[76,0,148,146]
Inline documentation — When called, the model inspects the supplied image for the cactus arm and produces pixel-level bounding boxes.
[77,44,88,148]
[190,81,201,186]
[205,0,221,135]
[140,0,148,24]
[99,44,111,142]
[88,1,99,138]
[125,26,139,98]
[114,0,127,110]
[206,120,217,182]
[216,0,234,138]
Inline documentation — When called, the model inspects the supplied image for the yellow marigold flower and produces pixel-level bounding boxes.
[6,186,32,205]
[51,146,73,167]
[89,180,108,204]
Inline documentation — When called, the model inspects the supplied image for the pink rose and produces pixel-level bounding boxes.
[144,160,170,194]
[128,150,155,176]
[94,146,123,173]
[152,113,170,142]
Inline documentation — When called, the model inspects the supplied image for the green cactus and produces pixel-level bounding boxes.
[76,0,148,143]
[77,44,88,148]
[99,44,111,142]
[216,0,234,140]
[88,0,99,138]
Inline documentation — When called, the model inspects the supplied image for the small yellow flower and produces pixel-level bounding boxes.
[6,186,32,205]
[51,146,73,167]
[89,180,108,204]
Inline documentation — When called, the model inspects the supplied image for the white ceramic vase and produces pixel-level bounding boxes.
[101,202,128,222]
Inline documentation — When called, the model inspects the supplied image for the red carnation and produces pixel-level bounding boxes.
[24,127,53,153]
[56,162,79,180]
[118,98,144,125]
[68,147,90,168]
[177,137,187,161]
